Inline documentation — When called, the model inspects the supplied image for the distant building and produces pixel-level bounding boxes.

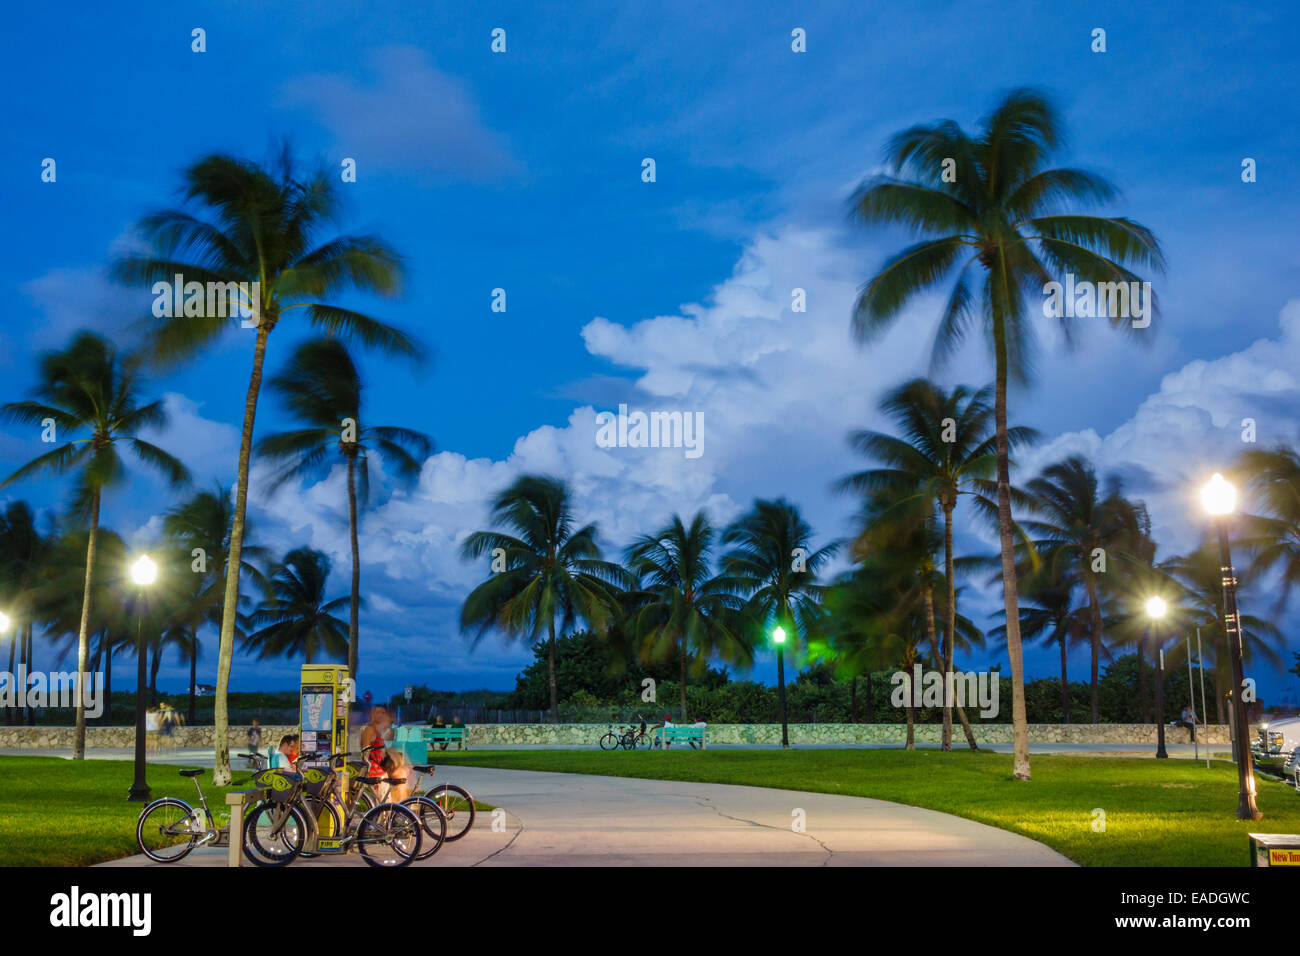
[195,684,216,697]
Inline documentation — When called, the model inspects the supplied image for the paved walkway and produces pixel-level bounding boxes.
[70,759,1072,867]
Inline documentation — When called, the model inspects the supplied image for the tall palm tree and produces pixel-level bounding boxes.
[625,512,752,722]
[242,548,349,664]
[256,337,432,681]
[839,378,1033,748]
[460,476,627,722]
[1022,456,1147,721]
[1,332,189,757]
[849,89,1165,778]
[114,146,420,783]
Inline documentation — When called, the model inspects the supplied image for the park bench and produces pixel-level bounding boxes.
[391,724,469,764]
[658,726,708,749]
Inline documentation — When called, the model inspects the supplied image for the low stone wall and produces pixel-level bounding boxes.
[462,722,1234,747]
[0,721,1233,750]
[0,725,296,751]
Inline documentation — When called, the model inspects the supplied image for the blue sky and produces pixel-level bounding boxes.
[3,0,1299,704]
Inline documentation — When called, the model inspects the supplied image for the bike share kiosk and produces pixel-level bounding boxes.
[299,664,350,768]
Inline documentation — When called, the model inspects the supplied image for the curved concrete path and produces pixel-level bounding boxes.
[98,764,1073,867]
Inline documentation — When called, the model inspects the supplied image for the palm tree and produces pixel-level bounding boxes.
[722,498,834,654]
[114,146,420,783]
[1239,444,1300,613]
[460,476,628,722]
[0,502,51,725]
[162,485,269,724]
[256,337,432,681]
[242,548,349,664]
[1,332,189,757]
[991,569,1087,722]
[1022,456,1147,721]
[1162,540,1282,725]
[839,378,1033,748]
[625,512,752,722]
[848,89,1165,778]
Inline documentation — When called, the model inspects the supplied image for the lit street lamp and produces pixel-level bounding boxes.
[1144,596,1169,759]
[1200,473,1261,820]
[773,625,789,749]
[128,554,157,803]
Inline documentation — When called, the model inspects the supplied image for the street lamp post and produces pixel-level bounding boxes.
[1144,597,1169,759]
[1200,473,1261,820]
[127,554,157,803]
[0,612,10,724]
[773,625,789,749]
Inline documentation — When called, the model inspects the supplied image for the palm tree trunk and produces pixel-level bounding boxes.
[864,671,873,722]
[346,453,361,680]
[103,637,112,727]
[993,337,1030,780]
[546,617,559,723]
[954,703,979,750]
[904,657,916,750]
[72,490,101,760]
[942,503,956,751]
[1084,573,1103,723]
[214,319,271,785]
[24,625,34,725]
[850,676,857,723]
[188,637,197,725]
[150,639,161,704]
[1059,634,1070,723]
[679,641,689,722]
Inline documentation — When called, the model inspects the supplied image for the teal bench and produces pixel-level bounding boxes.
[657,726,708,749]
[391,725,469,763]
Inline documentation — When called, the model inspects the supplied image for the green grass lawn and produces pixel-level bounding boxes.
[0,756,494,866]
[436,748,1300,866]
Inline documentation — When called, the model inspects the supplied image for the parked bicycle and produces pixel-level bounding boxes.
[405,763,476,842]
[135,766,308,866]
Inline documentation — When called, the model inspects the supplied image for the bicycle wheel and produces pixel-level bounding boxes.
[426,784,476,841]
[136,798,198,863]
[357,803,421,868]
[635,732,654,750]
[400,795,447,860]
[599,732,620,750]
[242,801,307,867]
[299,794,342,858]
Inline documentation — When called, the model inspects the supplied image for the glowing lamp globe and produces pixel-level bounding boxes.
[772,626,787,645]
[1201,473,1237,517]
[130,555,158,587]
[1145,596,1167,620]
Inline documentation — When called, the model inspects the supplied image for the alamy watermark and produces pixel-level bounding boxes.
[1041,273,1152,329]
[152,274,260,327]
[595,403,704,459]
[890,665,999,719]
[0,668,104,718]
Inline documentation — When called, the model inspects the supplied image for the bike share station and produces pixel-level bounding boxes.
[297,663,351,853]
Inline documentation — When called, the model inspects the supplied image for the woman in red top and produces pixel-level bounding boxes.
[360,705,409,801]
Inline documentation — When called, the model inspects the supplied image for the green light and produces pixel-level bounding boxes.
[772,626,786,644]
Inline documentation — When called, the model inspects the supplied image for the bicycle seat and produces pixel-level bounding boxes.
[384,777,406,786]
[178,769,205,778]
[356,775,383,785]
[411,764,435,773]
